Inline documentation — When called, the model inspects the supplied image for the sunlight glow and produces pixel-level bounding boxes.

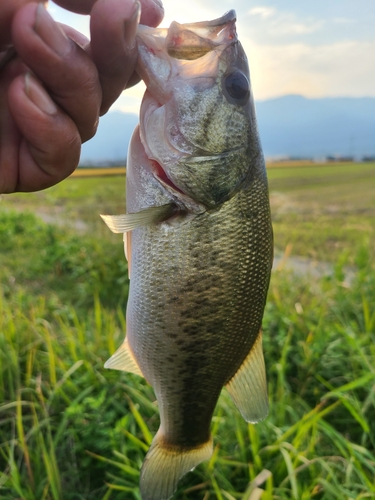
[48,0,375,108]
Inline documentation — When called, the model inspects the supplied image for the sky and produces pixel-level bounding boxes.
[49,0,375,114]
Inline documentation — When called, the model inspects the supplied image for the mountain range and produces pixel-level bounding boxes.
[79,95,375,164]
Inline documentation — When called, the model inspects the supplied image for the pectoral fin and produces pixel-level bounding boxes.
[100,204,175,234]
[225,332,268,423]
[104,338,143,377]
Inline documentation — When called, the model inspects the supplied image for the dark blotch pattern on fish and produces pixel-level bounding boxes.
[128,172,272,449]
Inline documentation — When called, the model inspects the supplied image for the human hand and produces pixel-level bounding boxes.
[0,0,164,194]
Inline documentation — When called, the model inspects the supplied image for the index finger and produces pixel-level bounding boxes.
[90,0,164,114]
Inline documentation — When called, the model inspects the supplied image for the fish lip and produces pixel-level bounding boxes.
[175,9,237,30]
[136,9,237,38]
[136,10,238,83]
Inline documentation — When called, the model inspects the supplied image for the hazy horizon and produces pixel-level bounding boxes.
[79,95,375,163]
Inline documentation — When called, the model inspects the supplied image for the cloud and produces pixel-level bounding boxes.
[248,7,276,19]
[243,38,375,100]
[160,1,216,26]
[110,87,144,114]
[48,0,375,102]
[245,8,324,38]
[333,17,356,25]
[275,18,324,35]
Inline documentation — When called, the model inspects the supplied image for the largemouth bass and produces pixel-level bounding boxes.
[101,10,273,500]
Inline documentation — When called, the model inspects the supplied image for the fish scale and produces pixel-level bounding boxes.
[129,172,271,466]
[101,10,273,500]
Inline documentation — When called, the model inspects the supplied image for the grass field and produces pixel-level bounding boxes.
[71,167,126,178]
[2,161,375,263]
[1,162,375,499]
[268,162,375,261]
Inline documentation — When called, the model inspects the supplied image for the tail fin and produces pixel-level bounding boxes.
[140,431,213,500]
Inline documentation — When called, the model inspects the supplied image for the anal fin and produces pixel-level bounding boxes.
[225,331,268,423]
[104,338,143,377]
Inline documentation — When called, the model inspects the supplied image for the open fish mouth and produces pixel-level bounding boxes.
[135,10,240,206]
[136,9,238,106]
[137,10,237,65]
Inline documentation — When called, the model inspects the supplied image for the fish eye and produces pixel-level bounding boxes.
[224,71,250,105]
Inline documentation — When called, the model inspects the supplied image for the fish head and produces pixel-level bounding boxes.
[136,10,262,208]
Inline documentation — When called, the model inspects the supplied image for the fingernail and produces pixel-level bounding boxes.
[25,73,58,115]
[152,0,164,11]
[34,3,71,57]
[124,1,141,50]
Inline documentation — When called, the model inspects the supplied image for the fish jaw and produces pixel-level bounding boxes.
[135,10,259,208]
[136,19,232,174]
[136,10,238,95]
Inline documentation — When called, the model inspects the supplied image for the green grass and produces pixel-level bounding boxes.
[268,162,375,262]
[0,210,128,309]
[2,161,375,264]
[0,176,126,226]
[1,162,375,499]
